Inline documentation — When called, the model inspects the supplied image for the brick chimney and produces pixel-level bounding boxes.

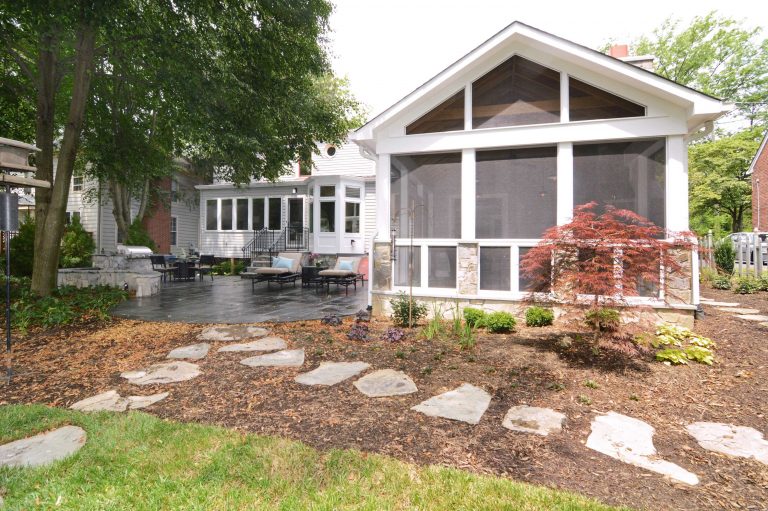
[609,44,629,58]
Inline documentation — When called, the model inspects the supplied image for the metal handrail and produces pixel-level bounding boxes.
[242,225,309,263]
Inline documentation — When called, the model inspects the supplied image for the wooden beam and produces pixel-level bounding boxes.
[0,174,51,188]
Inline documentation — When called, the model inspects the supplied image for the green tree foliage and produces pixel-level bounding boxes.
[59,216,96,268]
[633,12,768,126]
[125,220,157,253]
[7,218,36,277]
[688,128,761,233]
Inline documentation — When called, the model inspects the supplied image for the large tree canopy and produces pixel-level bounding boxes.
[632,12,768,127]
[0,0,362,295]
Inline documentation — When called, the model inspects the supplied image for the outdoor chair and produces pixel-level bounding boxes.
[195,254,215,281]
[318,256,363,295]
[150,254,175,283]
[244,252,302,291]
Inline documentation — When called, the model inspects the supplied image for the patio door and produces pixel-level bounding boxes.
[287,198,304,244]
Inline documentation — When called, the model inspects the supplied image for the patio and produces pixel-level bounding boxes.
[111,276,367,323]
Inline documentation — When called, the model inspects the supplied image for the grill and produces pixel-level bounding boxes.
[116,244,153,256]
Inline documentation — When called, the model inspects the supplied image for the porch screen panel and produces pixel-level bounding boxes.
[221,199,233,230]
[573,139,666,228]
[236,199,248,230]
[476,146,557,239]
[252,198,265,229]
[480,247,511,291]
[268,198,281,230]
[406,90,465,135]
[394,246,421,287]
[569,78,645,122]
[518,247,551,292]
[206,200,217,230]
[390,153,461,239]
[428,247,457,288]
[472,56,560,129]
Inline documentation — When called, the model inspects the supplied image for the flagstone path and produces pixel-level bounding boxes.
[121,361,201,385]
[354,369,418,397]
[736,314,768,322]
[240,349,305,368]
[70,390,168,412]
[502,405,566,436]
[686,422,768,465]
[295,361,370,386]
[167,343,210,360]
[198,325,269,342]
[218,337,287,352]
[0,426,86,468]
[411,383,491,424]
[714,307,760,314]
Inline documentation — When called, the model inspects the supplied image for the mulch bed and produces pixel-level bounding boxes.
[2,288,768,511]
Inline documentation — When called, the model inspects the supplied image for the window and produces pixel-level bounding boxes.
[326,145,337,157]
[171,180,179,202]
[252,198,265,230]
[72,174,83,191]
[394,246,421,287]
[345,202,360,233]
[345,186,361,199]
[480,247,511,291]
[476,147,557,239]
[268,198,282,230]
[320,185,335,197]
[170,217,177,246]
[65,211,81,225]
[472,56,560,129]
[519,247,550,292]
[206,200,217,230]
[406,90,465,135]
[428,246,456,288]
[391,153,462,238]
[320,201,335,232]
[573,139,666,228]
[236,198,248,230]
[220,199,233,230]
[569,77,645,122]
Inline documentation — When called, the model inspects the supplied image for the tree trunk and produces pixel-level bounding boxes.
[31,23,97,296]
[110,179,132,243]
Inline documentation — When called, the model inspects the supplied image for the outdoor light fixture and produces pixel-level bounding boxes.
[292,187,297,194]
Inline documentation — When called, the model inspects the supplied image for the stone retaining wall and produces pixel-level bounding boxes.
[58,255,160,297]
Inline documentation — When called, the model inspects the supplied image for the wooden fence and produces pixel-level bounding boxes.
[699,231,767,278]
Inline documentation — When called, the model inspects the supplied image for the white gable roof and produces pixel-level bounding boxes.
[747,131,768,176]
[353,21,730,145]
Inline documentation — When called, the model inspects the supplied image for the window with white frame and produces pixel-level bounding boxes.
[171,179,179,202]
[394,246,421,287]
[319,186,335,233]
[236,198,248,230]
[206,199,217,230]
[428,246,457,288]
[170,216,177,245]
[480,247,511,291]
[252,198,265,230]
[268,197,282,230]
[72,174,83,191]
[344,186,361,234]
[220,199,233,230]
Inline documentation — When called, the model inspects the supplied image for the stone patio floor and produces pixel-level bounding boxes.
[111,276,367,323]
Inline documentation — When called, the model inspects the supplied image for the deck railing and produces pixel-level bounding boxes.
[699,231,767,277]
[242,225,309,263]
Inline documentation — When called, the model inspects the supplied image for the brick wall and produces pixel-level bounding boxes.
[752,141,768,231]
[142,177,171,253]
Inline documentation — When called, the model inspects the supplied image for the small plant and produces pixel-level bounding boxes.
[584,308,620,333]
[320,314,342,326]
[347,323,369,341]
[420,366,433,376]
[525,306,554,327]
[733,276,761,294]
[467,353,477,363]
[485,311,516,333]
[711,274,732,290]
[547,382,566,392]
[383,327,407,342]
[656,348,689,365]
[714,241,735,275]
[577,394,592,405]
[59,216,95,268]
[395,350,406,359]
[355,309,371,323]
[699,266,718,284]
[583,379,599,389]
[457,323,476,350]
[760,277,768,292]
[463,307,486,328]
[421,303,446,340]
[390,292,428,327]
[629,393,640,401]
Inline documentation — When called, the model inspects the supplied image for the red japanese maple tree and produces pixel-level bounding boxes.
[520,202,695,310]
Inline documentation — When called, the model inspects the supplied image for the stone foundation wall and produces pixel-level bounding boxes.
[372,242,392,291]
[59,254,159,297]
[665,249,694,306]
[457,243,478,295]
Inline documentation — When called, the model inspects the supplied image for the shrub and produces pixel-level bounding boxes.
[525,306,554,327]
[760,277,768,292]
[699,267,718,284]
[347,323,369,341]
[733,276,761,294]
[59,216,95,268]
[651,324,715,366]
[355,309,371,323]
[125,220,157,252]
[714,241,735,275]
[485,311,516,333]
[383,327,406,342]
[390,292,428,327]
[7,218,36,276]
[211,260,246,276]
[584,308,620,333]
[463,307,486,328]
[320,314,342,326]
[711,274,732,290]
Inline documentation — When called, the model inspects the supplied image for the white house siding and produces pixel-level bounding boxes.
[313,141,375,177]
[364,180,377,252]
[170,173,201,254]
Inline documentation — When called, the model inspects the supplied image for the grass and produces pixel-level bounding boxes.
[0,405,628,510]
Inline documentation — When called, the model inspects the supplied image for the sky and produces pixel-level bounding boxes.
[327,0,768,117]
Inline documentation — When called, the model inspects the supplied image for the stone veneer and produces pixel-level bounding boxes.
[57,254,160,297]
[372,242,392,291]
[457,243,478,295]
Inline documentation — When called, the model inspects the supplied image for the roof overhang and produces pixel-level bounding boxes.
[747,131,768,176]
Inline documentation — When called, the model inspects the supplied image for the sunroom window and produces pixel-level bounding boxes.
[221,199,233,230]
[428,247,456,288]
[206,200,217,230]
[480,247,511,291]
[394,246,421,287]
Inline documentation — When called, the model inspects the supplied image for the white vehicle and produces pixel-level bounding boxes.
[725,232,768,265]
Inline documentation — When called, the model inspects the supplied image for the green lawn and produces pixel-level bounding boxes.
[0,405,628,510]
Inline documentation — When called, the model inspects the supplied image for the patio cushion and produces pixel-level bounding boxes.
[318,269,357,277]
[333,256,361,273]
[274,252,302,273]
[254,267,295,275]
[338,260,354,272]
[274,257,293,269]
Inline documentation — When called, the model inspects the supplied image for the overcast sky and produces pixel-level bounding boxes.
[328,0,768,117]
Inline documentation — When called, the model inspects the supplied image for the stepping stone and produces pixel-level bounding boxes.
[736,314,768,322]
[760,323,768,328]
[353,369,417,397]
[586,412,699,485]
[686,422,768,465]
[167,343,210,360]
[240,349,305,368]
[502,405,566,436]
[703,301,740,307]
[198,325,269,342]
[121,361,201,385]
[70,390,169,412]
[716,307,760,314]
[699,297,714,302]
[0,426,86,468]
[295,361,370,386]
[411,383,491,424]
[218,336,287,353]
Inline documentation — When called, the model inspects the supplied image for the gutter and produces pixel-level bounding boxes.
[368,231,377,310]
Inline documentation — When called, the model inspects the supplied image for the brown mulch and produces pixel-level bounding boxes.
[2,289,768,511]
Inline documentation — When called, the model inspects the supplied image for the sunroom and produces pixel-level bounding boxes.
[352,22,729,321]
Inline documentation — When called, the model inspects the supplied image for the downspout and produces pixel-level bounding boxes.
[96,179,102,252]
[358,144,378,310]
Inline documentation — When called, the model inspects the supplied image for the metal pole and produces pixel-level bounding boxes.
[5,184,11,382]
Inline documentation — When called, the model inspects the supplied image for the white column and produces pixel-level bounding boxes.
[560,72,569,123]
[464,83,472,130]
[556,142,573,225]
[666,135,688,231]
[376,153,391,240]
[461,148,476,240]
